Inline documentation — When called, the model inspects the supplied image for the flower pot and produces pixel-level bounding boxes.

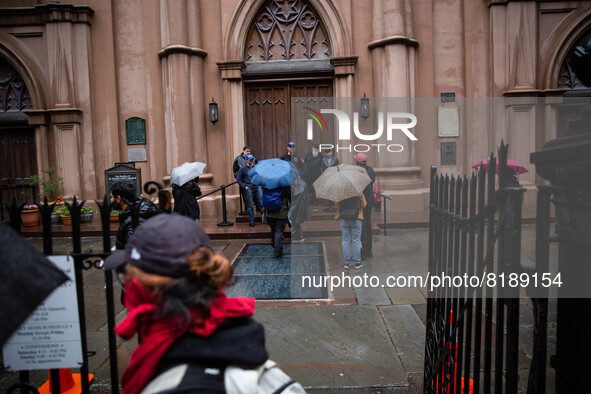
[60,215,72,225]
[51,213,60,224]
[21,209,41,227]
[110,214,119,222]
[80,212,94,223]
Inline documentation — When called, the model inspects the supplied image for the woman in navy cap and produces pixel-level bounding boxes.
[104,214,271,393]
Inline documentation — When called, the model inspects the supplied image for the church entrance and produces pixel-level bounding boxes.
[0,56,37,216]
[244,80,333,160]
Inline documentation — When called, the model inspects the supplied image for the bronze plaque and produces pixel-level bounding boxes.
[125,117,146,145]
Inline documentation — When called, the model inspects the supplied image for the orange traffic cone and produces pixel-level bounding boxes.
[38,369,94,394]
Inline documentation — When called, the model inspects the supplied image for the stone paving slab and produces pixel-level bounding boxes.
[379,305,426,375]
[254,305,410,390]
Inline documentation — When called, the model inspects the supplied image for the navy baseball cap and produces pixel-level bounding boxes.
[103,214,214,277]
[245,154,254,160]
[312,143,319,148]
[287,141,295,147]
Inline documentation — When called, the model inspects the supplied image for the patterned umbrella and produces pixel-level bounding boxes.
[313,164,371,202]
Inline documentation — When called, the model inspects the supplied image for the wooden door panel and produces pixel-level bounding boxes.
[0,127,37,207]
[244,80,333,160]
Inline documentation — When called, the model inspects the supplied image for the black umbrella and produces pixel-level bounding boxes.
[0,223,68,345]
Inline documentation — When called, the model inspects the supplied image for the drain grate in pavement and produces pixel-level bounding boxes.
[225,242,328,300]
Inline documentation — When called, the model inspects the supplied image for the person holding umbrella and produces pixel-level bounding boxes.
[313,164,371,269]
[248,158,297,257]
[171,162,206,220]
[236,153,263,227]
[303,143,323,204]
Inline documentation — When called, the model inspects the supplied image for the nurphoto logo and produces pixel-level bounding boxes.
[304,108,418,153]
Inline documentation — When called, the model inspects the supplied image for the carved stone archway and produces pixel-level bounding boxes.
[219,0,354,177]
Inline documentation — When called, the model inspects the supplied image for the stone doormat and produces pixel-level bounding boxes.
[225,242,328,300]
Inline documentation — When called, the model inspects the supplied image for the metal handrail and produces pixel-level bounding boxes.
[196,181,237,226]
[374,191,392,236]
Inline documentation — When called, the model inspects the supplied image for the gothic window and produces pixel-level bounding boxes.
[244,0,332,62]
[557,31,591,90]
[0,57,32,112]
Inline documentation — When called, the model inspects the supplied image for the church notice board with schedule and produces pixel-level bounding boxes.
[2,255,83,371]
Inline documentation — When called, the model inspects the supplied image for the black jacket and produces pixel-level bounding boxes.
[303,152,323,182]
[116,198,160,250]
[173,183,202,220]
[359,163,376,207]
[149,316,269,392]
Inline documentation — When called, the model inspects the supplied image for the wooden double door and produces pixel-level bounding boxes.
[244,80,333,160]
[0,126,38,209]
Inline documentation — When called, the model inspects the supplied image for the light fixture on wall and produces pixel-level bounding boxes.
[360,93,369,120]
[209,98,218,124]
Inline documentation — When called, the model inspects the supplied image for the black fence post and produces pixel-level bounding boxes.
[217,185,233,227]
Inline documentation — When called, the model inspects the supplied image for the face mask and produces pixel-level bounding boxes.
[313,151,318,157]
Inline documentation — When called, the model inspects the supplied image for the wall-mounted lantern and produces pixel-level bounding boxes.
[209,97,218,125]
[360,93,369,120]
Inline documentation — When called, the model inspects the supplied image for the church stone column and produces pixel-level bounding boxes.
[159,0,212,189]
[368,0,421,190]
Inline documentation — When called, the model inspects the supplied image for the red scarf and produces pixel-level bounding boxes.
[115,278,255,394]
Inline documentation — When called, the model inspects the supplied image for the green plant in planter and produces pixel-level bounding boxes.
[110,209,120,215]
[27,168,64,201]
[55,203,96,218]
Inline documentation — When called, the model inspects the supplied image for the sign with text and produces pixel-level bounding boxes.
[105,163,142,200]
[2,256,83,371]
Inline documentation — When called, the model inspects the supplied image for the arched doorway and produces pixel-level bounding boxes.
[242,0,334,160]
[556,28,591,137]
[0,56,36,212]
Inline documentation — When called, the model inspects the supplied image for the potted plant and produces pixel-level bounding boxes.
[55,205,72,225]
[80,204,97,223]
[110,209,120,222]
[26,168,64,202]
[21,204,40,227]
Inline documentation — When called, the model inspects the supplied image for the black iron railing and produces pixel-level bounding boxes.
[373,191,392,236]
[424,141,534,393]
[4,181,168,394]
[196,181,237,227]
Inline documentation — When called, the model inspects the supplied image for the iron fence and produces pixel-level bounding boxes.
[424,141,551,393]
[3,181,168,394]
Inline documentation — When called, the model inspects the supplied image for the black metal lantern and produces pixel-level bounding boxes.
[209,97,218,124]
[360,93,369,120]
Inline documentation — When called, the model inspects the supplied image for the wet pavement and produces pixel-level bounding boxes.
[0,224,555,393]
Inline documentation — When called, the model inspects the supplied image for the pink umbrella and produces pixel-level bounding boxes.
[472,159,528,175]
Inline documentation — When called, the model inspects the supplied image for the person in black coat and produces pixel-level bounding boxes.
[111,180,160,250]
[354,153,376,259]
[303,143,323,204]
[172,177,202,220]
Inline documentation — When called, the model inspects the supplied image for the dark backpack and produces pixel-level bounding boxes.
[339,196,362,220]
[262,188,283,211]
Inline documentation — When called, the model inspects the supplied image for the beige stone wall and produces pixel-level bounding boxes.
[1,0,590,218]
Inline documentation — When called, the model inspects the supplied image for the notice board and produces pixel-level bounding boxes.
[2,256,83,370]
[105,163,142,200]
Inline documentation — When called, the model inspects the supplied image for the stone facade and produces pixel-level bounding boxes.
[0,0,589,218]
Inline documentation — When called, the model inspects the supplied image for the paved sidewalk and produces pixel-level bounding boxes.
[1,225,552,393]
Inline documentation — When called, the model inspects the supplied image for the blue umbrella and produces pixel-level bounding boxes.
[249,158,299,189]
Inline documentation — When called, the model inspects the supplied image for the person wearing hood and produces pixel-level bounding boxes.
[111,180,160,250]
[102,214,273,394]
[172,177,202,220]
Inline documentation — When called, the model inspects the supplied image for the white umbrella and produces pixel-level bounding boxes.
[170,162,206,186]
